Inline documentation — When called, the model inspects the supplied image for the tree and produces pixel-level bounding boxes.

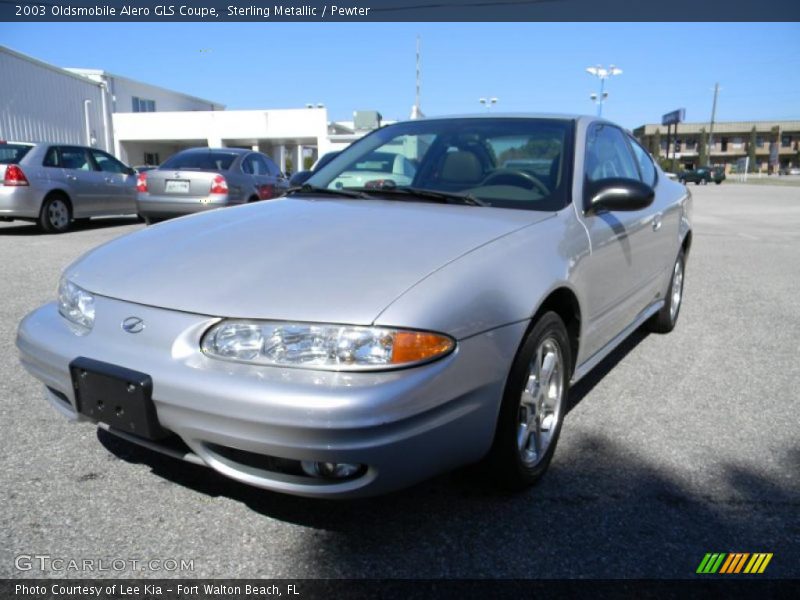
[698,128,708,166]
[651,129,661,157]
[747,126,757,173]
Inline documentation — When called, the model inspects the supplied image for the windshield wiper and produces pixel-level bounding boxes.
[357,186,488,207]
[286,184,371,199]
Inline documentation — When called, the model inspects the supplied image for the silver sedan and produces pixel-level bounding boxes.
[17,115,691,498]
[1,142,137,233]
[136,147,289,223]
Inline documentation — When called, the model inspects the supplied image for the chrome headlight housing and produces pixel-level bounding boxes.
[58,277,95,333]
[201,320,455,371]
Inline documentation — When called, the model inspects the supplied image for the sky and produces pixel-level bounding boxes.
[1,22,799,129]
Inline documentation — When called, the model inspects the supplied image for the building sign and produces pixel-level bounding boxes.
[662,109,686,126]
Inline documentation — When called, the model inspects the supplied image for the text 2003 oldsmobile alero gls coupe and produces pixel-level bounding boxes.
[17,115,691,498]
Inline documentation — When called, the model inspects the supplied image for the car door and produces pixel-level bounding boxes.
[626,135,678,298]
[264,154,289,196]
[44,146,106,216]
[89,149,137,215]
[576,122,661,359]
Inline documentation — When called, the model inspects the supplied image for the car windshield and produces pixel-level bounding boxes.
[306,117,574,211]
[0,144,32,164]
[160,151,238,171]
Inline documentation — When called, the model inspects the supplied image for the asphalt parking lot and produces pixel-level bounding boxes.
[1,183,798,579]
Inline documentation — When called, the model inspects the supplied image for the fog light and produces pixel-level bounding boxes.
[301,460,364,480]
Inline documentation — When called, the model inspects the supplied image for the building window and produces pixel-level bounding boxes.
[756,136,764,147]
[132,97,156,113]
[674,140,682,152]
[721,137,729,152]
[782,135,791,148]
[143,152,160,166]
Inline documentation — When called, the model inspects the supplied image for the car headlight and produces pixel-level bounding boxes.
[201,320,455,371]
[58,277,95,333]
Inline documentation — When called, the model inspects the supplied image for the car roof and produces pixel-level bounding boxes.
[181,147,251,155]
[0,141,36,146]
[410,112,589,123]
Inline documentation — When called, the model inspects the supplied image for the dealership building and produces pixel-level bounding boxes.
[0,45,379,172]
[633,120,800,172]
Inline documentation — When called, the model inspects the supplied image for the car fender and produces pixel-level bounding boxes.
[373,207,590,346]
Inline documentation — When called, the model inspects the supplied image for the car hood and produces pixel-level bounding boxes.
[68,197,550,325]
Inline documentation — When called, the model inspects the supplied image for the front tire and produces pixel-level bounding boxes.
[38,194,72,233]
[486,312,571,490]
[648,249,685,333]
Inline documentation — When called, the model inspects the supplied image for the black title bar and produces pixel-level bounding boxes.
[2,0,800,22]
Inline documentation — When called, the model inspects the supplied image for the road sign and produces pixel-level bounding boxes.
[662,109,686,126]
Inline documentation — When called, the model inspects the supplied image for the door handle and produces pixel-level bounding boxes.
[652,214,663,231]
[66,174,78,181]
[104,177,115,183]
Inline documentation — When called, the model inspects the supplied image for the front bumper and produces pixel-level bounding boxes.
[17,298,525,498]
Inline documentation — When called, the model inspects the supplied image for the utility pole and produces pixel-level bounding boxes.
[410,35,423,119]
[415,35,421,112]
[707,83,719,165]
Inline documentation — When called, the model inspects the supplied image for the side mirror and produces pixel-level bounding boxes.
[585,177,655,212]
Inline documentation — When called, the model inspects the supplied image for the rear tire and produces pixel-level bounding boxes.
[485,312,571,490]
[38,193,72,233]
[648,249,686,333]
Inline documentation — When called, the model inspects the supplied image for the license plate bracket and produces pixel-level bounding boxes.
[70,357,168,440]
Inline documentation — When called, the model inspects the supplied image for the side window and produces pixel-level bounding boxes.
[43,146,60,167]
[585,123,639,182]
[263,156,280,177]
[60,147,93,171]
[628,137,657,186]
[254,155,273,176]
[241,155,255,175]
[91,150,128,174]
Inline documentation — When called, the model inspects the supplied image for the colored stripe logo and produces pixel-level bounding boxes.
[696,553,772,574]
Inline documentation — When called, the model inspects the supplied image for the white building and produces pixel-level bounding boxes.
[0,46,111,151]
[2,44,384,173]
[112,107,332,173]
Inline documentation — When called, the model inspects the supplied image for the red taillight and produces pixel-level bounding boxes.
[257,184,275,200]
[3,164,29,186]
[136,172,148,193]
[210,175,228,195]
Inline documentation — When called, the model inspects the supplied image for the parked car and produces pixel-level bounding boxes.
[779,166,800,176]
[0,141,137,233]
[326,150,417,189]
[136,147,289,223]
[17,115,692,498]
[288,151,341,187]
[679,166,725,185]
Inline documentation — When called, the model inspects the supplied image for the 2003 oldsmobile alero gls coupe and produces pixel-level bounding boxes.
[17,115,692,498]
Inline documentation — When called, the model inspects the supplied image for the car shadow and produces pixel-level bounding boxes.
[96,426,800,577]
[0,216,140,236]
[567,327,649,413]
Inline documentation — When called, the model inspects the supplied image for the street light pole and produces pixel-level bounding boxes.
[586,65,622,117]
